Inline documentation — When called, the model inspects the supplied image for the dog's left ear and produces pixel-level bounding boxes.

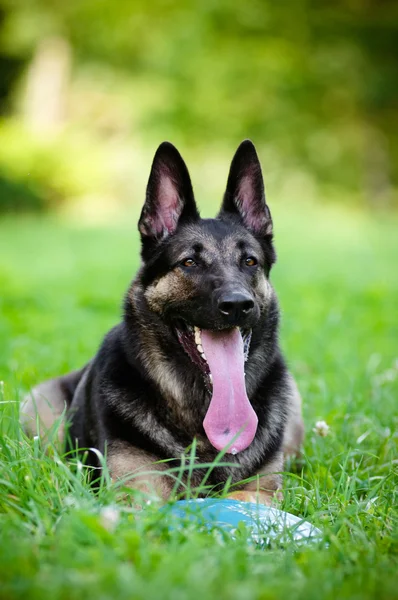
[219,140,272,237]
[139,142,199,246]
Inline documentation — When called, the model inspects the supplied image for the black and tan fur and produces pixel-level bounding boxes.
[21,140,304,505]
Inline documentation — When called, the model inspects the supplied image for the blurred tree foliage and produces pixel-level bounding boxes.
[0,0,397,209]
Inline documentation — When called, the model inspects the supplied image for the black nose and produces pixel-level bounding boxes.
[218,292,255,322]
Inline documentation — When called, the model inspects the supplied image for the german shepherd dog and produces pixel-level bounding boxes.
[21,140,304,505]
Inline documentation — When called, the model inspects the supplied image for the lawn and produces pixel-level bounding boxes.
[0,202,397,600]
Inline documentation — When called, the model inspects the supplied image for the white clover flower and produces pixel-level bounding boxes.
[313,420,330,437]
[64,495,78,508]
[100,505,120,531]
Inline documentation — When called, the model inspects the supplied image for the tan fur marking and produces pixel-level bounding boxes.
[144,270,196,313]
[108,442,175,500]
[255,272,272,305]
[227,490,279,506]
[283,375,304,457]
[138,335,187,410]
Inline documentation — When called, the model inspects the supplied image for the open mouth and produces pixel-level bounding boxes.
[175,323,258,455]
[176,324,252,384]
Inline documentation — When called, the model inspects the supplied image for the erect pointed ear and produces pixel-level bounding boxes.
[138,142,199,246]
[219,140,272,237]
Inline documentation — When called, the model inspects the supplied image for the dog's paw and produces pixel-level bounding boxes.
[226,490,282,506]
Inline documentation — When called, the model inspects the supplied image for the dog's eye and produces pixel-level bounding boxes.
[181,258,197,268]
[245,256,258,267]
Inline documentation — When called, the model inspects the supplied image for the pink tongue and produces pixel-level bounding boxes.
[201,328,258,454]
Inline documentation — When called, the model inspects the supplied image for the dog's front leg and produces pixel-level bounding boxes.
[226,451,283,506]
[107,441,175,502]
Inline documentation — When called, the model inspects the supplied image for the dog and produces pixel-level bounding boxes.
[21,140,304,505]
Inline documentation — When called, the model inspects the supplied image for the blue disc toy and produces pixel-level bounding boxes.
[162,498,322,546]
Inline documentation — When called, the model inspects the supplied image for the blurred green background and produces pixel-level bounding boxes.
[0,0,397,216]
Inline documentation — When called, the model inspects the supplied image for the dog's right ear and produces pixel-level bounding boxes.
[138,142,199,253]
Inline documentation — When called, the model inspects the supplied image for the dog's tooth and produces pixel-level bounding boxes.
[197,344,203,353]
[209,374,213,383]
[194,327,201,346]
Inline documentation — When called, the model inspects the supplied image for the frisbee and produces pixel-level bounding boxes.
[162,498,322,545]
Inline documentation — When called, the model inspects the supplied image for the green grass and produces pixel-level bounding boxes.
[0,202,397,600]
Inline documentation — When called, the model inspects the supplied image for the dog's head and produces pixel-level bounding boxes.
[136,141,277,454]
